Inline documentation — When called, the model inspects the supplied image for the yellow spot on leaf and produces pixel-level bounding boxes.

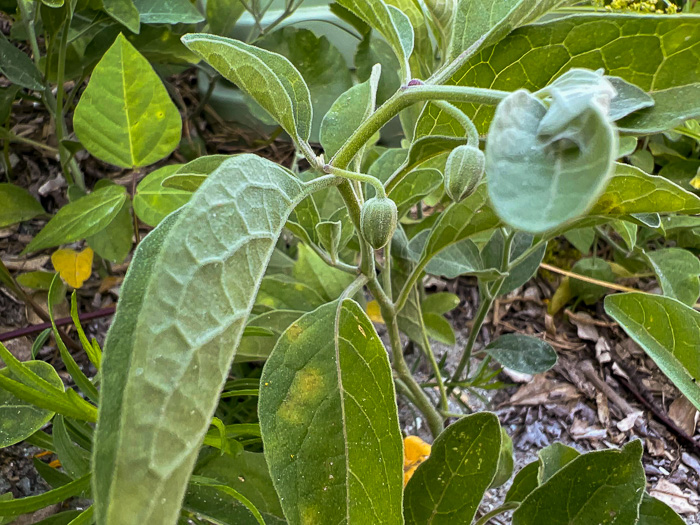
[278,367,324,424]
[366,300,384,324]
[690,174,700,190]
[403,435,431,486]
[287,323,303,341]
[51,247,93,289]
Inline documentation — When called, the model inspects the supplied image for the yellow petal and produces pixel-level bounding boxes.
[366,300,384,324]
[403,435,431,485]
[690,174,700,190]
[51,247,94,289]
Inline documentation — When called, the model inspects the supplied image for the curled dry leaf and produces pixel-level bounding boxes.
[509,374,580,406]
[649,479,699,515]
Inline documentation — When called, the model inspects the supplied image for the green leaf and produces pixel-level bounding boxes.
[485,89,617,233]
[512,440,645,525]
[490,427,514,489]
[162,155,231,192]
[504,461,539,504]
[422,292,460,315]
[0,360,63,447]
[133,165,191,226]
[192,451,283,518]
[403,413,501,524]
[0,85,20,124]
[259,300,403,525]
[321,65,379,158]
[413,184,501,275]
[205,0,245,37]
[485,334,557,375]
[439,14,700,135]
[86,198,133,263]
[292,245,354,302]
[621,83,700,134]
[52,415,90,480]
[335,0,413,78]
[259,28,353,139]
[133,0,204,24]
[33,457,72,489]
[16,271,55,291]
[637,494,685,525]
[447,0,566,62]
[315,221,342,265]
[481,231,547,294]
[423,312,455,345]
[590,163,700,216]
[93,155,310,525]
[236,310,304,363]
[604,293,700,411]
[644,248,700,307]
[0,474,90,518]
[24,185,127,254]
[0,183,45,228]
[102,0,140,33]
[73,34,181,169]
[390,168,443,218]
[0,33,43,90]
[607,76,655,121]
[355,34,401,105]
[408,230,503,280]
[563,227,595,255]
[570,257,615,305]
[256,275,326,311]
[537,442,580,483]
[182,33,312,144]
[188,477,265,525]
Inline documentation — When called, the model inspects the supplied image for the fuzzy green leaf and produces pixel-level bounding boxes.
[512,440,645,525]
[24,185,127,254]
[605,293,700,411]
[133,0,204,24]
[182,33,312,144]
[637,494,685,525]
[403,413,502,524]
[485,89,617,233]
[93,155,310,525]
[259,300,403,525]
[73,34,181,168]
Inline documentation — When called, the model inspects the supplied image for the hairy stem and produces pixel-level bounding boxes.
[419,318,449,411]
[323,164,386,198]
[433,100,479,147]
[331,85,508,170]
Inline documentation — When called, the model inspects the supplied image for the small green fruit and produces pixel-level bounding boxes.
[445,145,485,202]
[360,197,398,250]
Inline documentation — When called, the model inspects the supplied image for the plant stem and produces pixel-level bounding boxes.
[323,164,386,198]
[386,313,443,438]
[448,231,514,391]
[419,320,449,411]
[474,503,519,525]
[2,132,59,154]
[331,86,507,170]
[433,100,479,146]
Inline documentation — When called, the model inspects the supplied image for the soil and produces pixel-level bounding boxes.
[1,68,699,523]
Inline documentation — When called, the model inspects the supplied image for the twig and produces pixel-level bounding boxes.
[580,360,636,415]
[0,306,116,343]
[609,346,700,455]
[540,262,700,309]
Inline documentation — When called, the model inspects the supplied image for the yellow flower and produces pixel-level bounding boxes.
[403,435,431,486]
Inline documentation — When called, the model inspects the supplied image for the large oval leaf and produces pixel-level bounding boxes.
[132,165,191,227]
[74,34,181,169]
[604,293,700,411]
[93,155,310,525]
[512,440,645,525]
[644,248,700,307]
[182,33,312,144]
[0,361,63,447]
[485,89,617,233]
[485,334,557,375]
[259,299,403,525]
[403,412,501,524]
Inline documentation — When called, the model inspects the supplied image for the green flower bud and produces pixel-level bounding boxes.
[444,145,485,202]
[360,196,398,250]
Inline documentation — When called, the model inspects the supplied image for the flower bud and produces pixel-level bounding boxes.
[444,145,485,202]
[360,197,398,250]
